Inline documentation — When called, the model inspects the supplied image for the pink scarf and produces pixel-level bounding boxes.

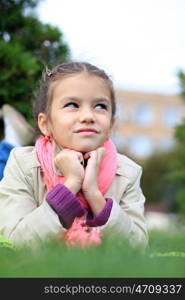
[35,136,118,247]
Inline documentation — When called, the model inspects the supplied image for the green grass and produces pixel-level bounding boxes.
[0,231,185,278]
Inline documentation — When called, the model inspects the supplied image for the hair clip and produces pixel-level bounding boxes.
[46,70,53,77]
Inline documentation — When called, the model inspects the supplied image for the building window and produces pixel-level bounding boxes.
[132,103,153,126]
[162,107,181,128]
[129,135,153,157]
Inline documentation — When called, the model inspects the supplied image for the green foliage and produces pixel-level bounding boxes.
[177,70,185,99]
[0,234,17,251]
[0,232,185,277]
[141,149,179,212]
[170,70,185,218]
[173,122,185,217]
[0,0,70,122]
[143,69,185,218]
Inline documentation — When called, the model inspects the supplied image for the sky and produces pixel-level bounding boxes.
[37,0,185,95]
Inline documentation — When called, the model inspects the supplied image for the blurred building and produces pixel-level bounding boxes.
[111,90,185,159]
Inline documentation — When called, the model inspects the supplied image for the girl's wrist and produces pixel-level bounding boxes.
[63,179,81,195]
[84,189,106,216]
[83,188,102,202]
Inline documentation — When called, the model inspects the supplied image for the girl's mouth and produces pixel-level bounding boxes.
[77,131,97,136]
[75,128,98,136]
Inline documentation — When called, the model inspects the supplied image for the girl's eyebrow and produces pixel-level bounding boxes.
[93,97,111,104]
[60,96,80,102]
[60,96,111,104]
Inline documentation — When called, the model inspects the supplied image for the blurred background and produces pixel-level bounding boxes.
[1,0,185,232]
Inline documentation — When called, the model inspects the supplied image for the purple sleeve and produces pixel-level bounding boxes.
[86,198,113,227]
[46,184,85,228]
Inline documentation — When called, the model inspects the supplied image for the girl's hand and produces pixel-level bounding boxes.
[82,147,105,201]
[54,149,85,194]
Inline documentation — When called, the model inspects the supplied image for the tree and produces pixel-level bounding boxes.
[0,0,70,122]
[141,149,179,213]
[178,70,185,99]
[170,69,185,218]
[140,70,185,216]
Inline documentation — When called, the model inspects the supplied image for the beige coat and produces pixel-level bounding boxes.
[0,146,148,247]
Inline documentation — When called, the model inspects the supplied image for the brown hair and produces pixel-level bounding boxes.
[33,62,116,132]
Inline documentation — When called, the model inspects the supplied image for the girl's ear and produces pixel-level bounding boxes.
[37,113,51,136]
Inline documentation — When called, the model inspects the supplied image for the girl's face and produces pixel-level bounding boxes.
[38,73,113,152]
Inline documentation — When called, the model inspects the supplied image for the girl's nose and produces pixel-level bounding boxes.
[79,108,95,123]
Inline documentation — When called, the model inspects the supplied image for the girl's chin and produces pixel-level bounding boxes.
[75,146,96,153]
[71,144,100,153]
[57,140,106,153]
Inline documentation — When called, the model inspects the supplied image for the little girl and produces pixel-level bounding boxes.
[0,62,148,248]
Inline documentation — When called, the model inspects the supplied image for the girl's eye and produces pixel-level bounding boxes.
[64,102,78,108]
[95,103,107,110]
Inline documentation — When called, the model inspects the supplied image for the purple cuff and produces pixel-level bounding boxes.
[46,184,85,228]
[86,198,113,227]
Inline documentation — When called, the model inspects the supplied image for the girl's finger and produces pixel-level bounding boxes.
[83,152,90,160]
[65,149,84,165]
[76,152,84,164]
[83,150,96,160]
[85,150,97,164]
